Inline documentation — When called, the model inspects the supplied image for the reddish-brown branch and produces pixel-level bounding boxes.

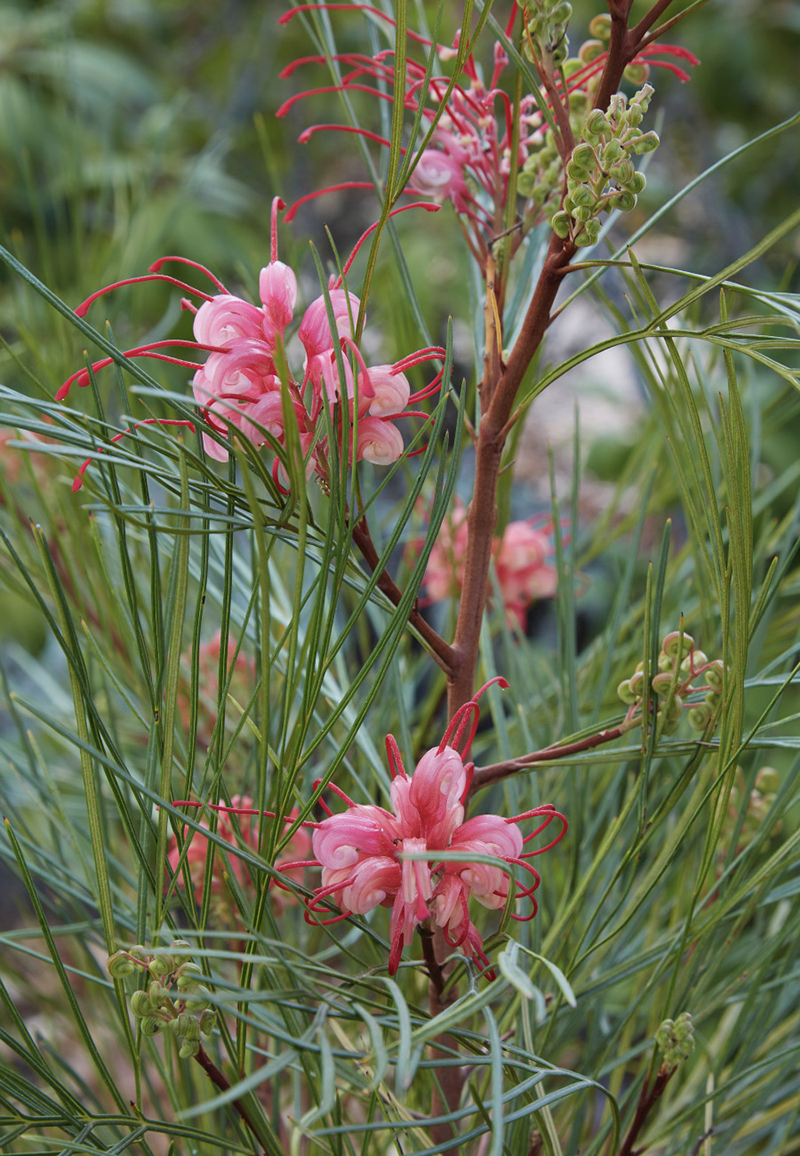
[421,925,463,1156]
[469,724,627,795]
[445,0,688,721]
[194,1044,268,1155]
[446,231,574,718]
[351,516,455,675]
[618,1066,674,1156]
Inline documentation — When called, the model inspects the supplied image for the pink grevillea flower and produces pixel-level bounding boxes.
[60,198,446,491]
[283,679,566,976]
[278,3,698,264]
[423,499,557,629]
[176,631,256,749]
[167,798,312,916]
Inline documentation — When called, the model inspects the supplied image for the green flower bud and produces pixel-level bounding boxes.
[574,229,596,248]
[552,210,571,238]
[130,990,151,1018]
[588,14,611,38]
[550,2,573,23]
[681,650,708,676]
[617,678,637,704]
[140,1015,167,1037]
[624,63,650,85]
[633,84,655,110]
[148,956,171,978]
[651,672,675,698]
[610,190,637,212]
[107,952,138,979]
[578,39,605,64]
[568,183,596,208]
[705,661,724,690]
[755,767,779,794]
[663,631,694,660]
[562,57,583,78]
[628,171,647,195]
[602,138,624,166]
[200,1009,217,1036]
[610,159,636,185]
[688,705,712,730]
[629,670,645,699]
[179,1039,200,1059]
[660,713,681,736]
[658,651,673,672]
[569,142,596,172]
[551,40,569,66]
[705,691,720,707]
[584,109,612,139]
[148,980,169,1008]
[572,204,592,224]
[184,986,212,1012]
[632,130,660,155]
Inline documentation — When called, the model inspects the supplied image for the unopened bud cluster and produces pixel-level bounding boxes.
[519,11,656,231]
[525,0,574,68]
[107,940,215,1059]
[725,766,782,849]
[551,85,658,247]
[656,1011,695,1072]
[617,630,725,735]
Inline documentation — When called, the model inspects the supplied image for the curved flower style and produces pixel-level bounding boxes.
[60,198,446,491]
[285,679,566,975]
[167,798,312,916]
[278,3,697,263]
[423,498,557,629]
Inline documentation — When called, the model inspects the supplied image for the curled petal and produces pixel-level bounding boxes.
[355,417,404,465]
[193,295,267,347]
[312,805,398,869]
[360,365,410,418]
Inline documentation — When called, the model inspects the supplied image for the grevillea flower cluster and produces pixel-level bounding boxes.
[284,679,566,975]
[278,3,697,263]
[423,499,557,629]
[167,797,311,916]
[60,199,445,490]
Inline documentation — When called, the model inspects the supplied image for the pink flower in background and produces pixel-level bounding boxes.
[423,499,557,628]
[167,798,312,915]
[177,631,256,748]
[59,198,446,491]
[285,679,566,975]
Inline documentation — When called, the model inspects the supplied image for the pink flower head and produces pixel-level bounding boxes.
[423,501,557,629]
[292,678,567,976]
[167,799,312,915]
[177,631,256,748]
[60,196,446,491]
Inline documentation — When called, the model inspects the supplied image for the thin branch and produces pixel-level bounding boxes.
[469,724,628,795]
[351,516,456,675]
[631,0,679,42]
[193,1044,268,1155]
[618,1066,674,1156]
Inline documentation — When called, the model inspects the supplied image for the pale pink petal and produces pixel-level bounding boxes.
[259,261,298,333]
[356,417,404,465]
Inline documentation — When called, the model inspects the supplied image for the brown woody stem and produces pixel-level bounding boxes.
[351,516,455,675]
[470,724,628,795]
[618,1066,674,1156]
[194,1044,268,1155]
